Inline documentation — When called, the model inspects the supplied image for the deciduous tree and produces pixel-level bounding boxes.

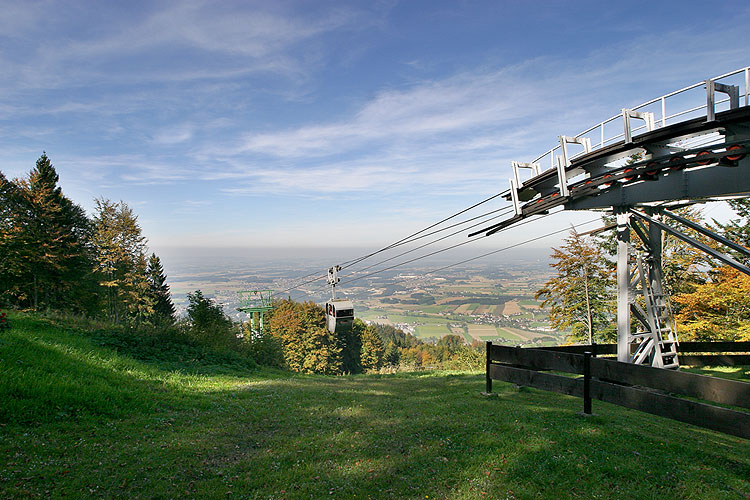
[536,228,615,343]
[673,266,750,341]
[92,198,151,323]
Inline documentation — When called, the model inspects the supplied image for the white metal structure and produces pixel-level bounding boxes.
[472,66,750,369]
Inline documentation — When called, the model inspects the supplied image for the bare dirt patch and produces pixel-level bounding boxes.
[502,300,522,315]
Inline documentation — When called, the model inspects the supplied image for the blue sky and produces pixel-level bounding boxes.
[2,0,749,259]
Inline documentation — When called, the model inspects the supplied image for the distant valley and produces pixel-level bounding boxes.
[158,247,563,346]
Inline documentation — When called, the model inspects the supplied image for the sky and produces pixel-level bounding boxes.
[2,0,750,265]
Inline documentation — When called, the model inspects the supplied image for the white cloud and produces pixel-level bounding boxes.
[152,126,194,145]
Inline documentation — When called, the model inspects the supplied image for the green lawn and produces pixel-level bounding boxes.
[496,327,525,340]
[415,324,451,337]
[1,313,749,499]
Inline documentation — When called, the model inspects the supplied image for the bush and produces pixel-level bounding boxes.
[242,326,284,368]
[89,323,257,372]
[185,290,240,351]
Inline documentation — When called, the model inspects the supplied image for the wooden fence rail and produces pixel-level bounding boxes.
[485,342,750,439]
[532,341,750,365]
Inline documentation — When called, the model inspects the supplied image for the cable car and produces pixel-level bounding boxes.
[325,265,354,333]
[325,299,354,333]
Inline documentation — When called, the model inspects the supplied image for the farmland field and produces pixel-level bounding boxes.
[502,327,550,340]
[502,300,522,315]
[496,327,527,340]
[415,324,451,337]
[467,324,500,340]
[454,303,473,314]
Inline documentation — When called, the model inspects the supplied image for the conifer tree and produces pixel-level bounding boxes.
[0,155,93,311]
[146,253,176,325]
[360,323,385,372]
[714,198,750,264]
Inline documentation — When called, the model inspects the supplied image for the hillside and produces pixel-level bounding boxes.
[1,312,748,499]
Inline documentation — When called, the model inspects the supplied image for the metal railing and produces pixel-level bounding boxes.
[524,66,750,178]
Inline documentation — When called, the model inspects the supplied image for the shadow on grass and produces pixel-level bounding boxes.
[2,315,749,499]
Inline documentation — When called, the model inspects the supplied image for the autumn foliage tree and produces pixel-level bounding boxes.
[536,228,615,343]
[1,154,174,326]
[92,198,152,324]
[266,299,344,374]
[673,266,750,341]
[0,154,94,312]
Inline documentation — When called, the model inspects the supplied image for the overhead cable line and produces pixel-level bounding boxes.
[338,191,506,269]
[347,209,546,276]
[338,212,560,288]
[273,272,328,297]
[340,206,514,271]
[283,214,601,301]
[371,217,602,291]
[271,194,507,297]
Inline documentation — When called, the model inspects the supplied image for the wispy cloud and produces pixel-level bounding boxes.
[0,1,372,90]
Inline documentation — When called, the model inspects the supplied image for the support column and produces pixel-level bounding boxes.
[616,210,631,362]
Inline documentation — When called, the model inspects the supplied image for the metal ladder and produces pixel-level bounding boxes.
[629,253,679,369]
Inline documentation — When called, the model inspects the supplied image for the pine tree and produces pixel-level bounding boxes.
[146,253,176,325]
[714,198,750,264]
[536,228,615,343]
[360,323,385,372]
[0,155,94,311]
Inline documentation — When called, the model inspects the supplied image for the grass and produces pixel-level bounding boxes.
[496,327,525,341]
[1,312,749,499]
[415,324,451,337]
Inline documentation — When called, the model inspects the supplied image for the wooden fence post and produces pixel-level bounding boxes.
[583,351,592,415]
[485,341,492,395]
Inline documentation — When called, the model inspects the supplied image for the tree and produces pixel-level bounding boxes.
[536,228,615,343]
[714,198,750,264]
[186,290,238,349]
[673,266,750,341]
[92,199,151,323]
[360,323,385,372]
[266,299,344,374]
[146,253,176,325]
[0,155,94,312]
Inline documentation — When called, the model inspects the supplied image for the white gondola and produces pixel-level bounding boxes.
[325,265,354,333]
[325,299,354,333]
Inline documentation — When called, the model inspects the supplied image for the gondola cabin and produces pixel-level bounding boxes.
[325,299,354,333]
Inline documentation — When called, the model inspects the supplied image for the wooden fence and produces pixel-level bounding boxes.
[485,342,750,439]
[533,341,750,366]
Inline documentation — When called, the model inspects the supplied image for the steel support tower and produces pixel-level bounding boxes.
[472,67,750,368]
[237,290,274,335]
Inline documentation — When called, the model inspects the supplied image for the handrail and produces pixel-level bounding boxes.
[523,67,750,180]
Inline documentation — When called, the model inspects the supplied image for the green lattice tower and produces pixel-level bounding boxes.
[237,290,274,334]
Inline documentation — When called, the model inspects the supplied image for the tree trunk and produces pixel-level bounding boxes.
[583,264,593,344]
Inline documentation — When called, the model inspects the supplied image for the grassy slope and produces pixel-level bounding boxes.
[0,313,748,500]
